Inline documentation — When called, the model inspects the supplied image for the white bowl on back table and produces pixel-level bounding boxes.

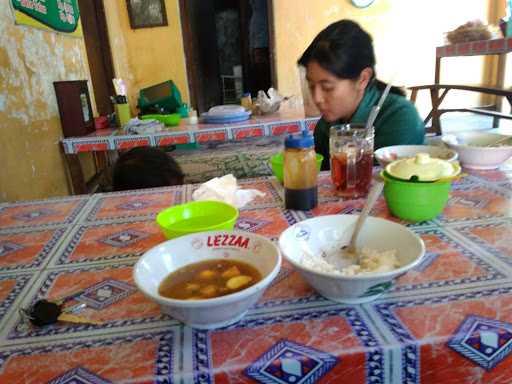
[442,131,512,170]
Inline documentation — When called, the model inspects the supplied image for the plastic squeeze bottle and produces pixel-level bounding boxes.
[284,130,318,210]
[240,92,252,110]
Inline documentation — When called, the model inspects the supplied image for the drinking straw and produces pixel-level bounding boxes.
[365,82,393,133]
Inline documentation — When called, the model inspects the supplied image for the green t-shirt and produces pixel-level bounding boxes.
[314,83,425,170]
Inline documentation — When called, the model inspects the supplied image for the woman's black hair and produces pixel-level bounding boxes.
[298,19,404,96]
[112,147,185,191]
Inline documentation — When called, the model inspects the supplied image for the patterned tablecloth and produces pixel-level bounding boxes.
[1,169,512,383]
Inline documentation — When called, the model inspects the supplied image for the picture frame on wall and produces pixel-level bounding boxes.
[126,0,168,29]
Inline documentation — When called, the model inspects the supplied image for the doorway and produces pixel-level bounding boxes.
[72,0,116,193]
[78,0,116,116]
[179,0,274,113]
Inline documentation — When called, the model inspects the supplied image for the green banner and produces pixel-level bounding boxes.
[12,0,81,34]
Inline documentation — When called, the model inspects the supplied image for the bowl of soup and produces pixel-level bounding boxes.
[279,215,425,303]
[133,230,281,329]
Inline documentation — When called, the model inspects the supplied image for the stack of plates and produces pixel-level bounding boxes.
[201,105,251,124]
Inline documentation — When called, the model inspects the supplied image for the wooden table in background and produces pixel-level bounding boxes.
[431,37,512,131]
[60,111,320,195]
[435,37,512,84]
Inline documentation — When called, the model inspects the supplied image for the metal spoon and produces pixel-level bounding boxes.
[341,179,384,260]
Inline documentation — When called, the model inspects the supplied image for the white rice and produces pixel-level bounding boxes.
[301,247,400,276]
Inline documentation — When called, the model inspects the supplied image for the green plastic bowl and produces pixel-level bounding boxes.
[156,201,239,239]
[141,113,181,126]
[380,171,451,222]
[270,152,324,183]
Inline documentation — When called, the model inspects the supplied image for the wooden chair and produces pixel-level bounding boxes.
[408,84,512,135]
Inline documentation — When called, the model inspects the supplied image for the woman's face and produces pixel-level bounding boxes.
[306,61,368,123]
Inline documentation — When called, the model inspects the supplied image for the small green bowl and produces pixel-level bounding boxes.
[141,113,181,126]
[156,201,239,239]
[380,171,451,222]
[270,152,324,183]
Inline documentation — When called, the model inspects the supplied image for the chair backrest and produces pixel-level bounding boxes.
[408,84,512,135]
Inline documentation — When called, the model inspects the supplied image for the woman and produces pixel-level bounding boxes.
[298,19,425,170]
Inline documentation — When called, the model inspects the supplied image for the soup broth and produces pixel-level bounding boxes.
[158,259,262,300]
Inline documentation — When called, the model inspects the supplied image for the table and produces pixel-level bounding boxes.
[435,37,512,85]
[1,169,512,383]
[60,111,320,195]
[430,37,512,133]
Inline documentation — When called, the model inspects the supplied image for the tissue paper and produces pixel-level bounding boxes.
[192,174,265,208]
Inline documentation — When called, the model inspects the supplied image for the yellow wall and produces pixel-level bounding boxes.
[103,0,189,114]
[0,5,93,202]
[0,0,504,202]
[273,0,496,117]
[0,0,189,203]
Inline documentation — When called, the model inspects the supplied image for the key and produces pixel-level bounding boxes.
[21,299,102,327]
[58,313,103,325]
[52,289,84,306]
[26,299,61,326]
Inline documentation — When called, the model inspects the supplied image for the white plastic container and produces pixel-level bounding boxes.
[188,109,198,124]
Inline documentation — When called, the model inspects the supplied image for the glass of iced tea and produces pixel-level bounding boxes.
[329,124,374,198]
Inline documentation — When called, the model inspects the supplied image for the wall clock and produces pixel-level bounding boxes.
[351,0,376,8]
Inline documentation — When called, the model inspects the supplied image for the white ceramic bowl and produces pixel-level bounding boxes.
[134,230,281,329]
[374,145,458,167]
[442,132,512,170]
[278,215,425,304]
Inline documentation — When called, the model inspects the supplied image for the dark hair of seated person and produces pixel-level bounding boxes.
[112,147,185,191]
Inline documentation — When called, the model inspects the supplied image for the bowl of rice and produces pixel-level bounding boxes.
[278,215,425,304]
[442,132,512,170]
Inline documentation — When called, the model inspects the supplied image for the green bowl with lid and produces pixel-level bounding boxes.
[380,171,452,222]
[381,153,461,222]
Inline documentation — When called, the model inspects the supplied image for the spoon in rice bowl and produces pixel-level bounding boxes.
[341,179,384,261]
